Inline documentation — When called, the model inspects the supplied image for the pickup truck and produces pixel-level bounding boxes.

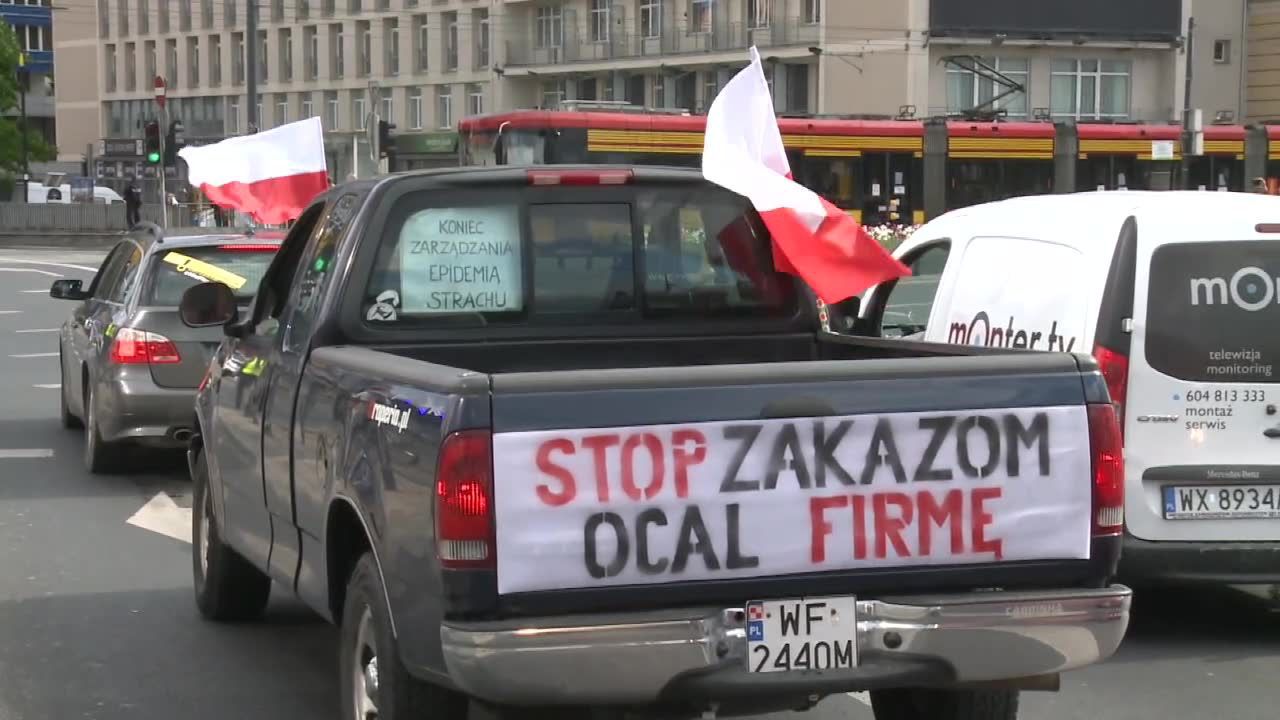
[179,165,1132,720]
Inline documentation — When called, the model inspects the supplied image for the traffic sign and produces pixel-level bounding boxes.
[154,76,167,109]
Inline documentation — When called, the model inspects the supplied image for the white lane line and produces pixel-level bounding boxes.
[10,352,58,358]
[0,310,21,315]
[32,383,60,389]
[0,258,98,272]
[16,328,59,333]
[845,692,871,706]
[0,449,54,459]
[20,289,50,293]
[0,268,60,277]
[127,492,192,544]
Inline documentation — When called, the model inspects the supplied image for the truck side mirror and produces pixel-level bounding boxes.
[49,278,87,300]
[180,282,237,329]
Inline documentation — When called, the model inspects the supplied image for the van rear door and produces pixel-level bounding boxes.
[1127,234,1280,542]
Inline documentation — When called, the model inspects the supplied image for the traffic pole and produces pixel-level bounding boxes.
[155,76,169,228]
[246,0,258,133]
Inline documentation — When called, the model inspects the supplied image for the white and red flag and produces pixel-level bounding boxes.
[178,116,328,225]
[702,47,910,304]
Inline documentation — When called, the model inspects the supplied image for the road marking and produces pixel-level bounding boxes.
[0,258,98,272]
[16,328,59,333]
[0,310,21,315]
[10,352,58,358]
[0,449,54,459]
[20,289,50,293]
[846,692,871,706]
[32,383,60,389]
[0,268,60,277]
[127,492,192,544]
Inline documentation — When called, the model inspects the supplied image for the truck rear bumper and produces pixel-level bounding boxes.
[440,585,1132,707]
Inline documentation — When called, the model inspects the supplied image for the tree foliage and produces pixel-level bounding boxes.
[0,22,56,176]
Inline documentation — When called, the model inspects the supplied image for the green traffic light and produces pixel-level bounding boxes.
[147,152,161,163]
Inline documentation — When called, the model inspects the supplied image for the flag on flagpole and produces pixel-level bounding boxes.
[702,47,911,304]
[178,117,329,225]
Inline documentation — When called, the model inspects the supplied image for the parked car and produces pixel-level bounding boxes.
[50,225,282,473]
[181,166,1130,720]
[854,190,1280,586]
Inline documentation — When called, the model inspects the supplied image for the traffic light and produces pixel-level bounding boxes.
[377,120,395,159]
[164,120,184,167]
[143,121,162,164]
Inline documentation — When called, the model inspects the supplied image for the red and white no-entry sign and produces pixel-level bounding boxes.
[154,76,167,109]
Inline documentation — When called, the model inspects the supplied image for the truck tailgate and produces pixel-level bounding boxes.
[487,353,1105,612]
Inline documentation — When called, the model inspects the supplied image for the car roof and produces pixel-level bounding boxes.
[123,225,286,255]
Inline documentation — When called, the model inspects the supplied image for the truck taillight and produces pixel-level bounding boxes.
[1088,403,1125,537]
[110,328,181,365]
[435,429,495,569]
[526,169,634,186]
[1092,343,1129,435]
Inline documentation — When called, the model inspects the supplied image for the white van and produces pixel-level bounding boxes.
[851,190,1280,585]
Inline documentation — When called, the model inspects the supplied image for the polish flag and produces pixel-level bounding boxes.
[178,117,328,225]
[702,48,910,304]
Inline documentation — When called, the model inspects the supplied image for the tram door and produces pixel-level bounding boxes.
[862,152,916,226]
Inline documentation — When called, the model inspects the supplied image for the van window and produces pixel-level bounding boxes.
[933,236,1088,352]
[1145,240,1279,382]
[880,242,949,337]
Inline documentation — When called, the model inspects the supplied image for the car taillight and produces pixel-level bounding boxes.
[527,169,634,186]
[1092,343,1129,433]
[1088,403,1125,537]
[109,328,182,365]
[435,430,495,569]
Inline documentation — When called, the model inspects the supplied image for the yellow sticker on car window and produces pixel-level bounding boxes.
[162,252,247,290]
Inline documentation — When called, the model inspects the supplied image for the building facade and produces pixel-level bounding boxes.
[3,0,56,148]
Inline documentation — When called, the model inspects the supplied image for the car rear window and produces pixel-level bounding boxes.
[1146,240,1279,382]
[360,185,797,326]
[144,244,278,306]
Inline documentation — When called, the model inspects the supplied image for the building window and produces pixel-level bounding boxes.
[305,26,318,79]
[229,98,240,134]
[348,0,360,14]
[1214,39,1231,64]
[946,57,1029,119]
[186,37,199,86]
[475,9,490,69]
[590,0,610,43]
[357,20,371,76]
[224,0,236,27]
[640,0,661,38]
[415,15,428,71]
[271,0,283,22]
[354,91,367,130]
[746,0,769,29]
[444,11,458,70]
[297,0,309,20]
[467,83,483,116]
[325,90,339,129]
[802,0,819,24]
[332,24,345,78]
[690,0,711,33]
[280,28,293,82]
[276,95,289,126]
[138,0,149,34]
[380,88,393,123]
[166,39,178,88]
[322,0,334,15]
[702,70,718,110]
[301,95,314,119]
[1050,59,1130,120]
[385,19,399,75]
[232,32,245,84]
[541,79,565,108]
[201,0,212,29]
[105,44,118,92]
[145,40,157,82]
[437,86,453,129]
[159,0,170,33]
[408,88,423,129]
[179,0,191,31]
[99,0,109,37]
[208,34,221,85]
[119,0,129,36]
[258,30,269,82]
[535,5,562,49]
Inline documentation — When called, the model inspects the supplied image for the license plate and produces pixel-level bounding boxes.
[1163,485,1280,520]
[745,596,858,673]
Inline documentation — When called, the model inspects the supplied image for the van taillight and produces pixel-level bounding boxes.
[1092,344,1129,432]
[527,169,634,186]
[435,430,495,569]
[110,328,181,365]
[1088,403,1125,537]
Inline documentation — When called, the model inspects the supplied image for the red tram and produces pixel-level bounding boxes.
[458,109,1277,224]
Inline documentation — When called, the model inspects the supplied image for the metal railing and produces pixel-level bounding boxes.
[0,203,286,234]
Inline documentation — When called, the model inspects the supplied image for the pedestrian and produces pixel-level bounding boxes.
[124,181,142,228]
[1253,177,1270,194]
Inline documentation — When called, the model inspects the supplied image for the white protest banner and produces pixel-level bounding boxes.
[492,406,1092,595]
[398,206,523,313]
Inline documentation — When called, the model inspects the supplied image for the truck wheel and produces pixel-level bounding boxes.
[191,450,272,621]
[870,688,1019,720]
[340,553,467,720]
[83,382,122,473]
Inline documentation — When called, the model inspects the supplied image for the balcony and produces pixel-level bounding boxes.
[505,19,821,68]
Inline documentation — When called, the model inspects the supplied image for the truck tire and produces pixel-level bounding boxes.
[339,552,468,720]
[870,688,1019,720]
[191,449,272,621]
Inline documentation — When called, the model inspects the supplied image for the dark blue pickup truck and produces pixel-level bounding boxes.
[179,166,1131,720]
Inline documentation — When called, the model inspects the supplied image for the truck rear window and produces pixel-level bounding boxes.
[144,245,278,306]
[1146,240,1279,382]
[362,186,796,325]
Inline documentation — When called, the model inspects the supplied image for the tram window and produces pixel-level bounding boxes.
[800,157,858,210]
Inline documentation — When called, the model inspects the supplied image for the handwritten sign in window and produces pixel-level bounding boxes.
[397,206,523,313]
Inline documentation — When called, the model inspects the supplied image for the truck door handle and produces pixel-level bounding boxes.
[1264,426,1280,439]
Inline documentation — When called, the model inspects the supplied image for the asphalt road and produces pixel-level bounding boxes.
[0,248,1277,720]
